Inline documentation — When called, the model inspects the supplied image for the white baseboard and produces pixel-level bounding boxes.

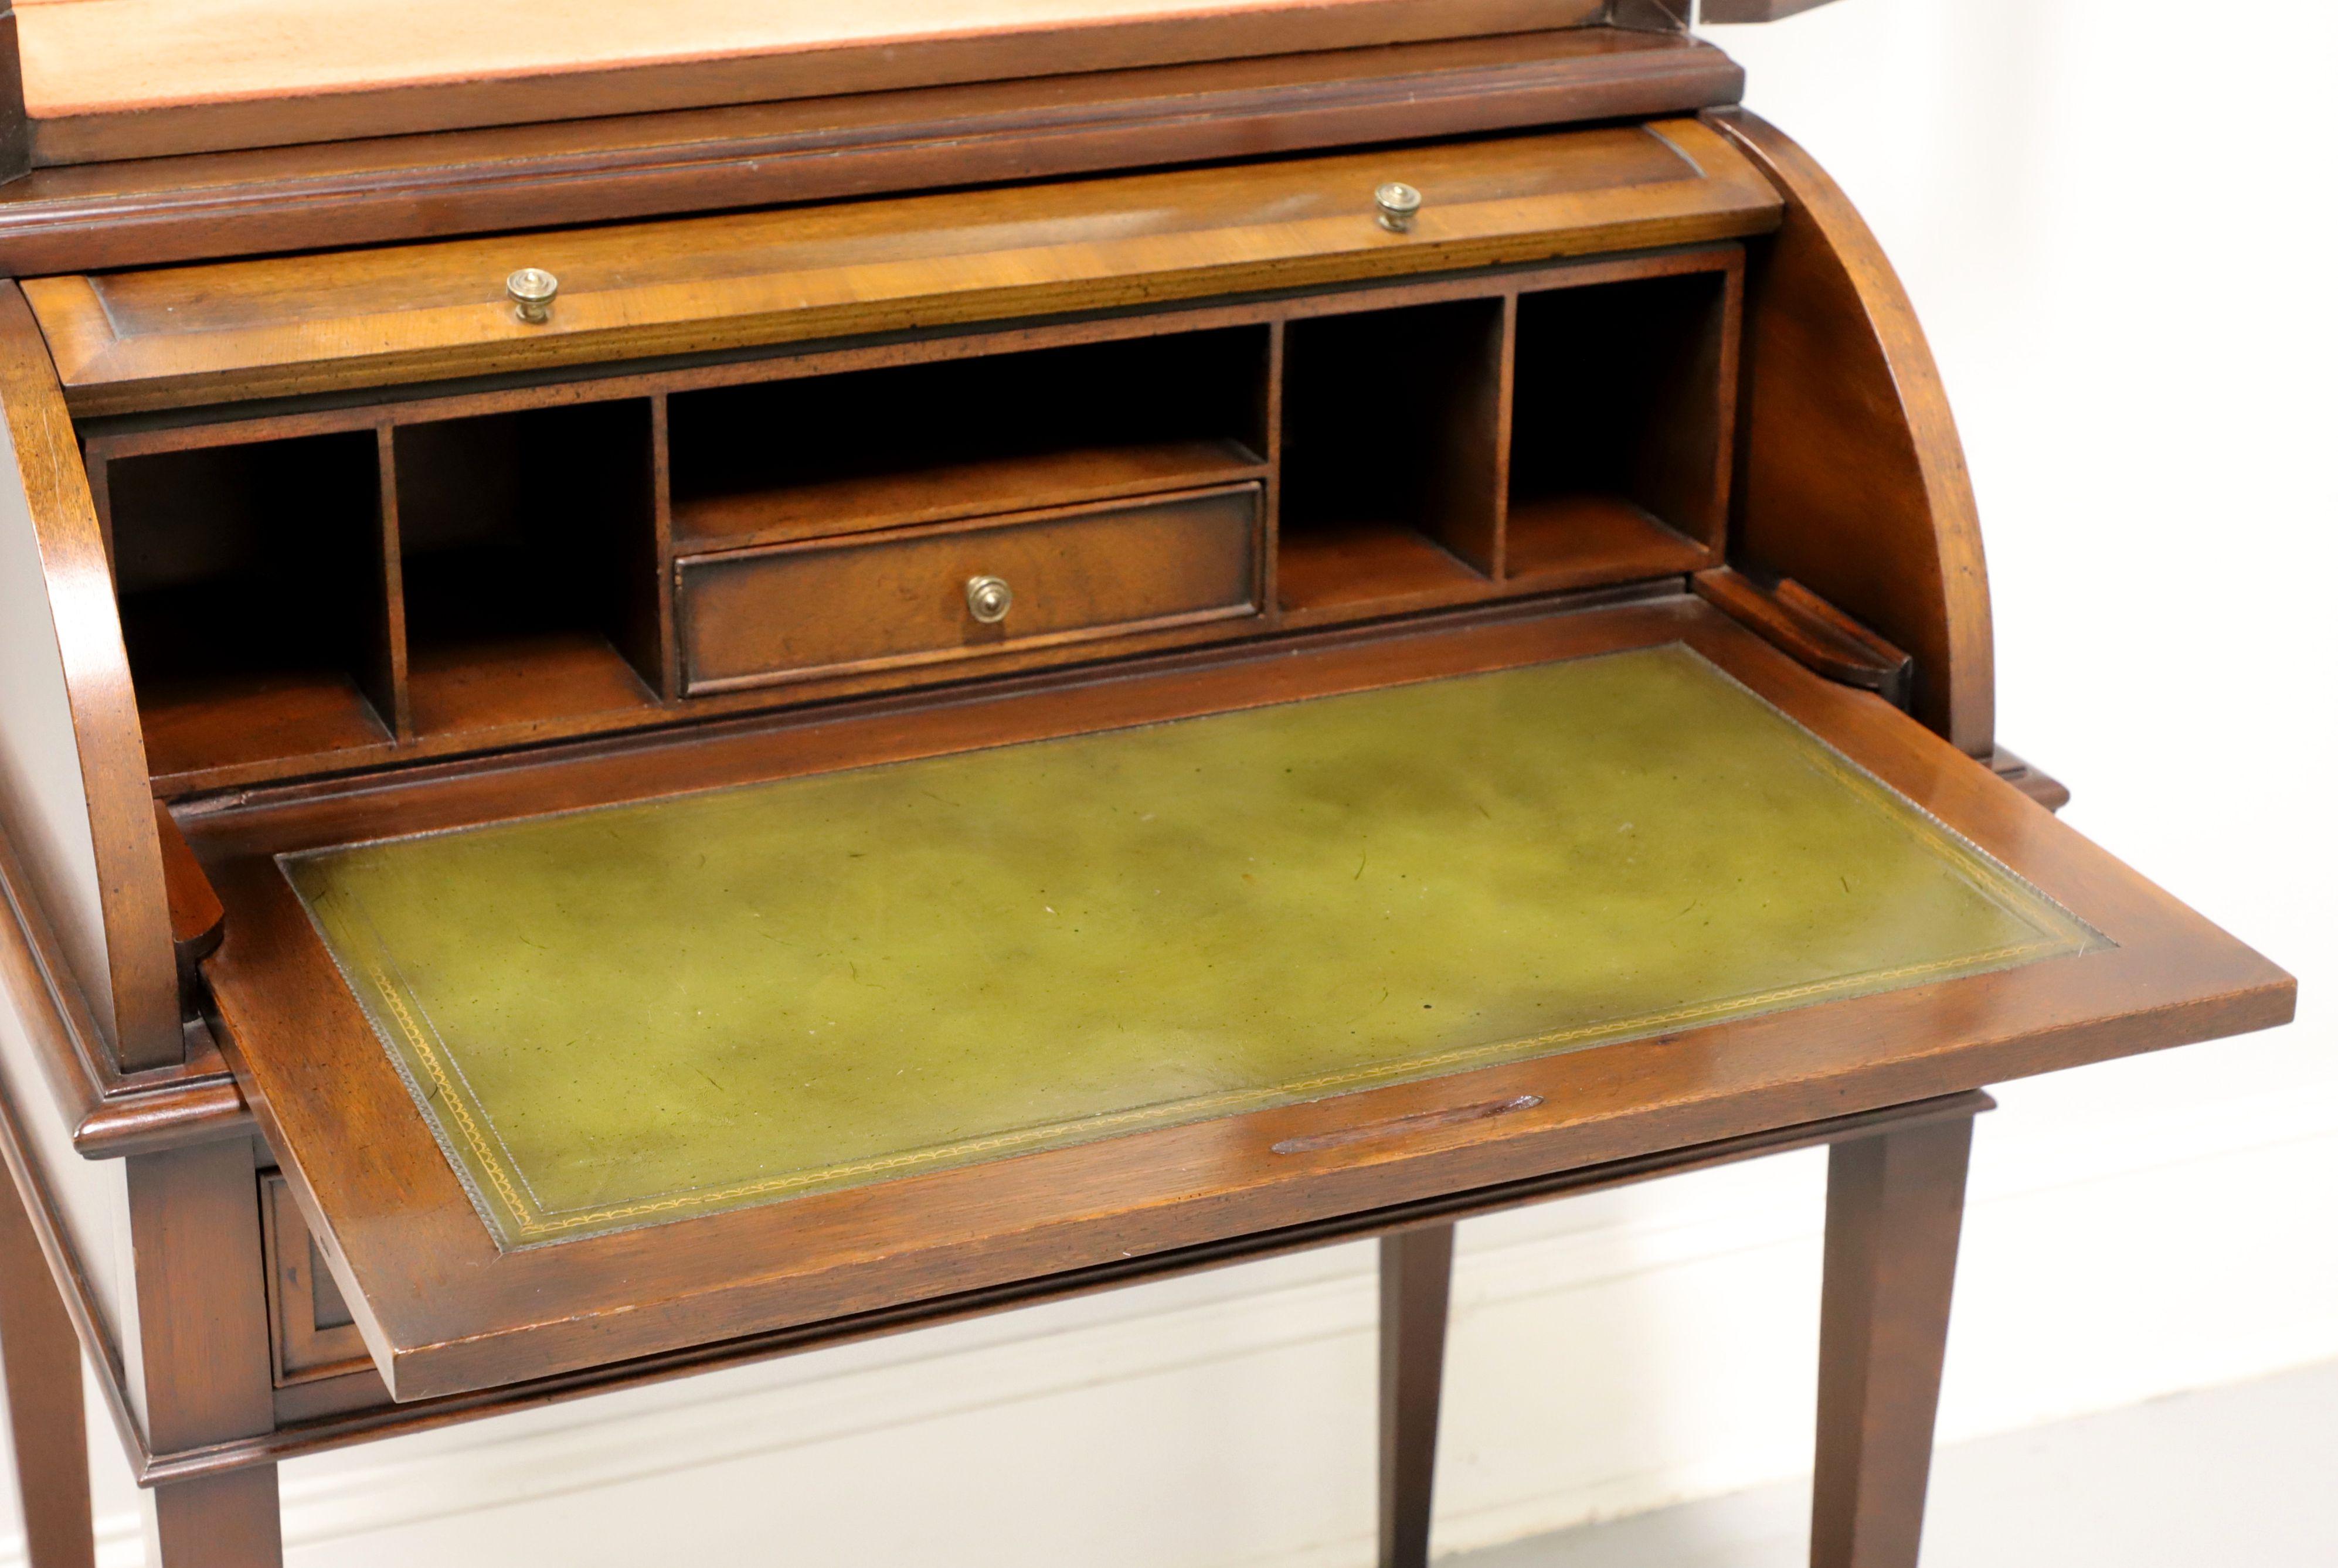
[1452,1358,2338,1568]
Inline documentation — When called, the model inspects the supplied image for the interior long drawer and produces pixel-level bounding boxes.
[23,118,1779,416]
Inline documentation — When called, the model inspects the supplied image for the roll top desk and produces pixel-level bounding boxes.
[0,4,2294,1564]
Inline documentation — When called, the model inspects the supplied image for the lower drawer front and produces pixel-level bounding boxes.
[678,483,1262,693]
[260,1174,373,1387]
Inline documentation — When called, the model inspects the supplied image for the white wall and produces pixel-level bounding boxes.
[8,1,2335,1562]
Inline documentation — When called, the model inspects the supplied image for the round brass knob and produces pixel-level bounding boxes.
[1375,182,1422,233]
[506,267,559,325]
[965,574,1014,624]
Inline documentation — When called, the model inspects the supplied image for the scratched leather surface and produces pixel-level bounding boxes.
[286,645,2099,1248]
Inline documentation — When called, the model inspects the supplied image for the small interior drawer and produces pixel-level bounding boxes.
[676,483,1263,695]
[259,1173,372,1387]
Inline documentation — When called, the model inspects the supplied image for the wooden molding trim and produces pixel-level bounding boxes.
[1707,109,1996,756]
[1,815,253,1157]
[151,1092,1992,1485]
[0,282,180,1067]
[28,118,1780,418]
[0,29,1744,278]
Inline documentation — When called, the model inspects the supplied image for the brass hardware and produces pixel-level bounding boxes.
[1375,182,1423,233]
[965,574,1014,624]
[506,268,559,324]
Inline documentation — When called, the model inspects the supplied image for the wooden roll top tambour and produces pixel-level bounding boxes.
[0,9,2294,1564]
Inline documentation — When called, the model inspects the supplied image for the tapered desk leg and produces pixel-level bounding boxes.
[1378,1221,1456,1568]
[127,1142,283,1568]
[149,1469,282,1568]
[0,1164,95,1568]
[1811,1113,1976,1568]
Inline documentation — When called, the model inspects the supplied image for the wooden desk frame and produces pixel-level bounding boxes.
[0,16,2296,1564]
[0,584,2293,1564]
[0,1050,1989,1568]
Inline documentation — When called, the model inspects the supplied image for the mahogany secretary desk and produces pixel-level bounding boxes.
[0,3,2295,1564]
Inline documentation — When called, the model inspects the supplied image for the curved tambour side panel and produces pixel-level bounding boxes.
[1709,109,1995,757]
[0,281,179,1072]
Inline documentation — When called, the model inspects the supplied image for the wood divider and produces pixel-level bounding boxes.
[80,245,1745,797]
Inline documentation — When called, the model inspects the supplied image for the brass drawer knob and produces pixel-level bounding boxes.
[506,267,559,325]
[1375,182,1422,233]
[965,574,1014,624]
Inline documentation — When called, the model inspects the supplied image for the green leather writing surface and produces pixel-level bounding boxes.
[286,646,2100,1248]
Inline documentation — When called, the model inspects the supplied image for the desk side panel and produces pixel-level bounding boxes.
[1712,109,1995,756]
[0,284,177,1070]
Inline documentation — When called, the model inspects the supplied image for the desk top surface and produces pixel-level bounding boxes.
[287,644,2096,1249]
[202,602,2289,1398]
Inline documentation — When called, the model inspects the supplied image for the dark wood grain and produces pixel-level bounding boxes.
[1418,297,1512,576]
[1710,109,1994,755]
[0,284,179,1069]
[1379,1222,1455,1568]
[366,427,410,741]
[669,323,1270,545]
[154,804,223,957]
[193,597,2292,1402]
[1503,495,1710,590]
[0,32,2297,1566]
[1692,565,1912,708]
[67,243,1731,458]
[678,485,1264,695]
[0,1145,95,1568]
[1276,519,1493,621]
[182,1094,1993,1478]
[392,397,662,736]
[154,802,223,1015]
[259,1174,372,1387]
[1508,254,1739,563]
[125,1140,280,1562]
[125,1142,273,1449]
[148,1468,280,1568]
[85,248,1738,798]
[1812,1113,1976,1568]
[672,441,1268,555]
[25,120,1779,417]
[405,635,656,743]
[1281,295,1510,578]
[0,30,1744,278]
